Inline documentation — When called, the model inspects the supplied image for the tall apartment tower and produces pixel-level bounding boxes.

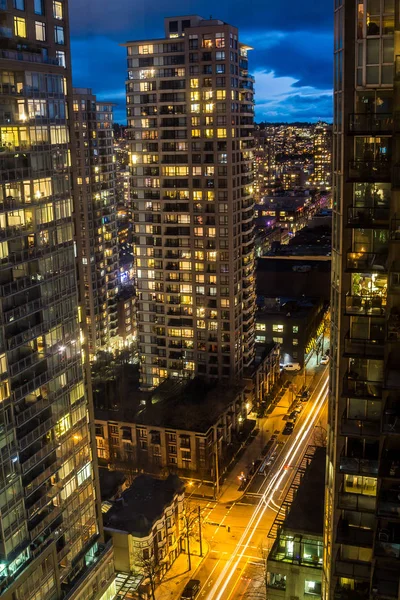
[324,1,400,599]
[0,1,115,599]
[124,15,256,390]
[73,89,119,359]
[312,122,332,190]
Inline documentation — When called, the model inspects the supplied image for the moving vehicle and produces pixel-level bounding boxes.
[283,362,301,372]
[181,580,201,599]
[321,355,330,365]
[282,422,295,435]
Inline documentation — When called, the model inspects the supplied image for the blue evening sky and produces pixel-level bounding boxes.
[69,0,333,124]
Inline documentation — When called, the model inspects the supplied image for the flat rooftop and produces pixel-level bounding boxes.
[96,377,245,433]
[256,297,320,319]
[284,446,326,536]
[104,474,184,537]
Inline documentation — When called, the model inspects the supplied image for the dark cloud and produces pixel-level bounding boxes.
[69,0,333,122]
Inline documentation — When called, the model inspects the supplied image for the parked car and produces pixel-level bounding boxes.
[282,422,295,435]
[181,580,201,599]
[288,410,299,422]
[283,363,301,372]
[321,355,330,365]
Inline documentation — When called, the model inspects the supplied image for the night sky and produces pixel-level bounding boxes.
[69,0,333,124]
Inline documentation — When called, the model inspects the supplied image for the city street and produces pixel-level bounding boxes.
[158,362,329,599]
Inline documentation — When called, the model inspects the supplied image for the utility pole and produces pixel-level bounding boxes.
[198,505,203,557]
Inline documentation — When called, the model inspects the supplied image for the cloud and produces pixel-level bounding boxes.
[254,70,332,122]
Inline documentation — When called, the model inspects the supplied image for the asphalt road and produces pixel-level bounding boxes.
[195,364,329,600]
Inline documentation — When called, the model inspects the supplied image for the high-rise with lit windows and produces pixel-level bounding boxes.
[124,15,256,389]
[73,89,119,359]
[323,0,400,599]
[0,1,115,599]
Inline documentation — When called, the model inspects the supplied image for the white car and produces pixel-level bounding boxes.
[321,355,330,365]
[283,363,301,372]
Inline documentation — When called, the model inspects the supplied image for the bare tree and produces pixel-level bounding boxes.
[313,424,327,448]
[244,543,270,599]
[180,500,203,571]
[133,547,162,600]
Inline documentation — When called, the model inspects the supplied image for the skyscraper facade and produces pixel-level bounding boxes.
[312,122,332,190]
[124,15,256,389]
[324,0,398,598]
[0,1,114,598]
[73,89,119,359]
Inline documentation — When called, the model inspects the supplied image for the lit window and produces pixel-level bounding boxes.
[293,338,298,346]
[191,103,200,113]
[56,51,66,67]
[293,325,299,333]
[216,90,226,100]
[14,16,26,38]
[190,78,199,88]
[272,324,284,332]
[273,337,283,344]
[217,128,227,138]
[35,21,46,41]
[192,129,201,138]
[53,0,63,19]
[304,581,322,596]
[256,323,266,331]
[54,25,64,44]
[204,103,214,113]
[139,44,153,54]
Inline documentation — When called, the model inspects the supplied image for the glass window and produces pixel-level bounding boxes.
[273,324,284,332]
[56,51,66,68]
[34,0,43,14]
[305,581,322,595]
[35,21,46,41]
[293,338,298,346]
[13,0,24,9]
[13,17,26,38]
[53,1,63,19]
[54,25,64,44]
[293,325,299,333]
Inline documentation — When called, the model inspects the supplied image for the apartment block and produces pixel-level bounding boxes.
[324,1,400,599]
[0,1,114,598]
[124,15,256,389]
[73,89,119,358]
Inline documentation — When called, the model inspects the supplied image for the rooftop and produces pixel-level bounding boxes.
[256,297,320,319]
[104,474,184,537]
[284,446,326,536]
[96,377,245,433]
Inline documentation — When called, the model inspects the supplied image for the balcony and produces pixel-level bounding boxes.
[375,524,400,560]
[372,566,399,600]
[382,398,400,434]
[347,206,389,228]
[378,487,400,519]
[338,490,376,513]
[344,333,385,358]
[336,518,374,547]
[345,293,386,317]
[341,410,380,437]
[334,582,370,600]
[348,160,391,182]
[342,372,382,399]
[339,453,379,476]
[335,550,371,579]
[346,249,388,273]
[348,113,393,135]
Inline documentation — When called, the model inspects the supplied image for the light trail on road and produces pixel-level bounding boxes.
[206,372,329,600]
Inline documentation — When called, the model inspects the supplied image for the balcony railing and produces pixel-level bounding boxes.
[343,372,383,399]
[336,519,374,547]
[339,454,379,476]
[378,489,400,519]
[348,113,393,134]
[344,333,385,358]
[348,159,391,182]
[335,550,371,579]
[347,206,389,227]
[346,249,388,272]
[390,216,400,241]
[338,490,376,513]
[345,293,386,316]
[341,410,380,437]
[382,399,400,434]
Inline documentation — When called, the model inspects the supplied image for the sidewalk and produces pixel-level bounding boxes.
[156,540,209,600]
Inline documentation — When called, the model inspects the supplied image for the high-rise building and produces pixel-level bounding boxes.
[312,122,332,190]
[0,2,115,599]
[324,1,398,599]
[124,15,256,389]
[72,89,119,359]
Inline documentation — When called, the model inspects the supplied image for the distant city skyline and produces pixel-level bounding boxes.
[69,0,332,123]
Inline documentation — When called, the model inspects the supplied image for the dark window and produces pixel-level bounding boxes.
[182,20,191,29]
[34,0,43,15]
[13,0,24,9]
[169,21,178,33]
